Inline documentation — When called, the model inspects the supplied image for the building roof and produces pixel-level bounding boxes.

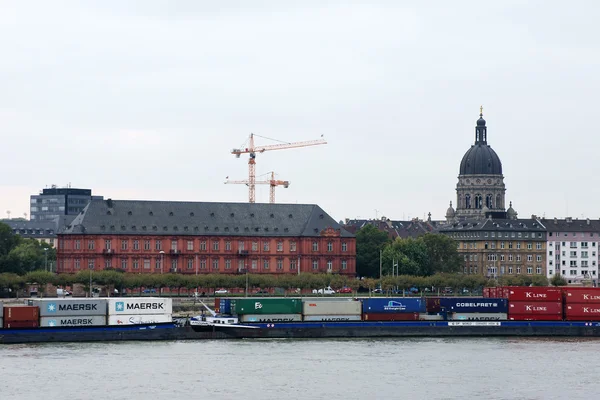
[440,218,546,233]
[539,218,600,233]
[459,112,503,175]
[61,199,353,238]
[1,219,58,237]
[343,217,442,239]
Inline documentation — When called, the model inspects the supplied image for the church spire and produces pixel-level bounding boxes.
[475,106,487,145]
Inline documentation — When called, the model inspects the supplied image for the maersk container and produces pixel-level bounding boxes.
[302,300,361,316]
[440,298,508,313]
[240,314,302,323]
[362,298,424,313]
[303,315,362,322]
[508,301,562,315]
[507,287,562,302]
[108,314,172,325]
[418,313,444,321]
[107,298,172,315]
[40,316,107,327]
[363,313,418,321]
[234,299,302,315]
[31,299,107,317]
[448,313,508,321]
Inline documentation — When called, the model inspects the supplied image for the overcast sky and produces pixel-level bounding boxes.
[1,1,599,223]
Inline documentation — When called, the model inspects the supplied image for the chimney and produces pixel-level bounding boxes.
[587,218,591,225]
[566,217,572,223]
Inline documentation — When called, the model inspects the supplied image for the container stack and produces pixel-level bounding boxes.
[508,287,563,321]
[420,298,443,321]
[361,298,423,321]
[215,298,233,315]
[483,287,509,298]
[302,300,362,322]
[3,305,39,328]
[440,298,508,321]
[107,298,172,325]
[564,288,600,321]
[31,299,108,327]
[234,299,302,322]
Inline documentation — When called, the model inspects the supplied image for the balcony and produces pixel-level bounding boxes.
[102,249,114,255]
[169,249,182,255]
[238,250,249,257]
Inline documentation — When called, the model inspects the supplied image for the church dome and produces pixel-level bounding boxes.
[445,201,455,218]
[459,109,502,175]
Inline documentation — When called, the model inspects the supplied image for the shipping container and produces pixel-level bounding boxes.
[565,304,600,317]
[488,288,498,298]
[0,317,2,327]
[107,298,172,315]
[302,300,361,316]
[508,301,563,315]
[219,299,233,314]
[303,315,362,322]
[501,288,510,298]
[362,298,424,314]
[107,314,172,325]
[564,316,600,321]
[483,288,490,298]
[3,320,39,328]
[418,313,444,321]
[448,313,508,321]
[234,298,302,315]
[564,289,600,304]
[40,316,107,327]
[508,314,563,321]
[440,298,508,313]
[3,306,39,322]
[507,287,562,302]
[0,301,3,316]
[425,298,441,313]
[363,313,419,321]
[31,299,107,317]
[240,314,302,323]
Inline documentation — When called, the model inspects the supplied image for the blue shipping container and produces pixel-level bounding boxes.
[439,298,508,313]
[362,298,425,313]
[219,299,232,315]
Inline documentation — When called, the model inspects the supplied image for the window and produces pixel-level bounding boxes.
[517,255,521,262]
[144,240,151,250]
[238,260,244,271]
[290,241,297,252]
[171,259,178,271]
[277,242,283,252]
[155,258,161,270]
[144,259,151,269]
[290,259,297,270]
[342,242,347,252]
[88,240,95,250]
[187,241,194,251]
[105,259,112,268]
[171,240,177,251]
[187,258,194,270]
[213,241,219,251]
[491,243,496,249]
[312,260,319,270]
[200,259,207,270]
[133,240,139,250]
[225,241,232,251]
[238,241,245,251]
[464,255,468,262]
[570,261,577,267]
[200,241,207,251]
[474,255,478,261]
[105,240,111,250]
[527,255,533,262]
[536,243,542,250]
[251,259,257,270]
[341,260,347,270]
[570,242,577,248]
[263,259,269,269]
[570,270,577,276]
[516,243,521,249]
[516,267,521,274]
[327,242,333,252]
[75,240,81,250]
[582,251,589,258]
[252,241,258,251]
[527,243,532,250]
[570,251,577,257]
[509,242,513,249]
[212,259,219,270]
[501,242,505,249]
[133,259,139,269]
[155,240,162,251]
[225,259,231,270]
[549,251,553,256]
[536,255,542,262]
[327,260,333,271]
[276,259,283,270]
[312,241,318,252]
[508,266,513,274]
[527,267,533,274]
[500,255,505,261]
[582,261,589,267]
[518,233,522,238]
[263,242,269,251]
[121,259,127,270]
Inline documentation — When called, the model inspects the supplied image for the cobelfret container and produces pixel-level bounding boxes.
[448,313,508,321]
[108,314,172,325]
[508,301,562,315]
[4,320,39,328]
[303,315,362,322]
[565,304,600,318]
[3,306,39,322]
[564,289,600,304]
[508,314,563,321]
[240,314,302,323]
[363,313,419,321]
[107,298,172,315]
[507,288,562,302]
[234,299,302,315]
[31,299,107,317]
[40,316,107,327]
[425,298,441,313]
[440,298,508,313]
[362,298,425,314]
[418,314,444,321]
[302,300,361,316]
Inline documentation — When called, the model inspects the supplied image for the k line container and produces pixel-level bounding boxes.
[448,313,508,321]
[107,298,172,315]
[31,299,107,317]
[564,316,600,321]
[302,300,361,316]
[508,314,563,321]
[362,298,424,313]
[3,306,39,322]
[440,298,508,313]
[565,304,600,318]
[4,320,39,328]
[302,315,362,322]
[425,298,441,313]
[508,301,563,315]
[363,313,419,321]
[507,288,562,302]
[108,314,172,325]
[240,314,302,323]
[40,316,107,327]
[234,299,302,315]
[564,289,600,304]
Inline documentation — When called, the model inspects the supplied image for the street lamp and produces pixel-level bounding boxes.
[159,251,165,274]
[89,263,94,298]
[44,248,48,272]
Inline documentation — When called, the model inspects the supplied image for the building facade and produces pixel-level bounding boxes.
[440,218,547,277]
[57,199,356,275]
[343,215,442,239]
[541,217,600,285]
[31,186,103,222]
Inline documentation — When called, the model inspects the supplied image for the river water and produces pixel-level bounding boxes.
[1,338,598,400]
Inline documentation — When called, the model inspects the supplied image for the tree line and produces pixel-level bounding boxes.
[0,222,56,274]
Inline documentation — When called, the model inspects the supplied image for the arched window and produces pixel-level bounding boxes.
[475,194,483,209]
[465,194,471,209]
[496,194,502,209]
[486,194,493,208]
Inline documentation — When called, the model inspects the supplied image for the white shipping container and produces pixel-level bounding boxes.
[449,313,508,321]
[108,314,172,325]
[0,301,3,316]
[107,298,172,315]
[302,300,361,316]
[418,314,444,321]
[240,314,302,323]
[31,299,107,317]
[0,317,3,327]
[40,316,107,327]
[303,315,362,322]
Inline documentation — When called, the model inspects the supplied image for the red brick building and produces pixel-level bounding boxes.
[57,199,355,275]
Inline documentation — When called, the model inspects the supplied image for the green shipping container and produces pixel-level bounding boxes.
[234,298,302,315]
